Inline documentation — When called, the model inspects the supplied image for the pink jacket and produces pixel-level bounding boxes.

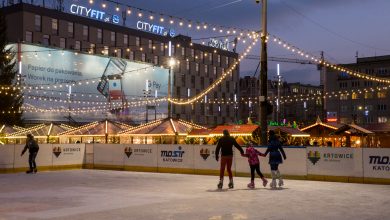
[243,146,264,165]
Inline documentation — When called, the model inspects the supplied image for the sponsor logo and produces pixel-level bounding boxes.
[136,21,176,37]
[161,146,185,162]
[124,147,132,158]
[53,146,62,158]
[307,150,320,165]
[70,4,120,24]
[323,153,353,162]
[200,148,210,160]
[369,156,390,171]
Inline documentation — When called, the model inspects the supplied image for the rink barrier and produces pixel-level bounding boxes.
[1,144,389,185]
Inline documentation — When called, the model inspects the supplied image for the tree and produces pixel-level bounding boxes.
[0,11,23,125]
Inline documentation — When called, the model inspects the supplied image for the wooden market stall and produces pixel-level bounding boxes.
[332,123,374,147]
[208,124,261,145]
[363,123,390,148]
[119,118,206,144]
[186,128,212,144]
[269,126,310,146]
[6,123,74,144]
[0,124,25,144]
[59,120,132,144]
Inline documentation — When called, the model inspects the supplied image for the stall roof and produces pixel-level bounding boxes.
[59,120,132,136]
[119,118,206,136]
[269,126,310,137]
[187,129,212,138]
[334,123,374,135]
[209,125,259,136]
[363,123,390,133]
[0,124,24,134]
[7,123,75,138]
[300,117,344,131]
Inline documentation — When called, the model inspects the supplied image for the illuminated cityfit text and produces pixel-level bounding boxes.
[136,21,176,37]
[70,4,120,24]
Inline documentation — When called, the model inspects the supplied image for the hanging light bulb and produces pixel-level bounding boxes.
[102,3,106,8]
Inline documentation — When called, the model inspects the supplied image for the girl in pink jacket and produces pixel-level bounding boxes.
[241,143,268,188]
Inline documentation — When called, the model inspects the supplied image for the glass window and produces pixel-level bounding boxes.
[154,56,158,65]
[148,40,152,49]
[186,61,190,71]
[378,91,387,98]
[123,34,128,45]
[141,53,146,62]
[60,38,66,48]
[97,29,102,42]
[160,43,164,52]
[130,51,134,60]
[25,31,32,43]
[90,44,95,54]
[42,35,50,46]
[196,63,199,72]
[378,117,388,123]
[351,92,358,99]
[75,41,81,51]
[68,22,74,35]
[34,15,41,31]
[52,19,58,34]
[111,32,116,42]
[83,25,89,39]
[182,47,185,56]
[136,37,140,46]
[116,48,122,58]
[191,49,194,57]
[103,46,109,55]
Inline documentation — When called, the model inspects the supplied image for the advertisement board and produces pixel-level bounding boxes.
[123,144,158,168]
[363,148,390,179]
[157,144,194,170]
[307,147,363,177]
[52,144,86,166]
[12,43,169,123]
[193,145,219,172]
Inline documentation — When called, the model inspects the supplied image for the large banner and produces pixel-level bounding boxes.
[123,144,157,167]
[157,144,194,169]
[363,148,390,179]
[307,147,363,177]
[52,144,86,166]
[12,43,169,123]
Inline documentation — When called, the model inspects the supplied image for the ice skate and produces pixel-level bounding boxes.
[217,179,223,189]
[276,170,283,187]
[33,168,37,173]
[26,170,33,174]
[278,179,284,187]
[247,181,255,189]
[270,171,277,188]
[228,179,234,189]
[261,178,268,187]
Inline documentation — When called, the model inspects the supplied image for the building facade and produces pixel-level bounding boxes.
[239,76,323,126]
[1,3,239,126]
[325,55,390,125]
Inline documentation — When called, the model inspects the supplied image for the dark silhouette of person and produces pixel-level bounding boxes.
[21,134,40,174]
[215,130,244,189]
[264,130,287,188]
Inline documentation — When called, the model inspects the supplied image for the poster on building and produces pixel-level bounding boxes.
[52,144,86,166]
[157,145,194,169]
[193,145,220,172]
[307,147,363,177]
[363,148,390,179]
[123,144,157,168]
[10,43,169,123]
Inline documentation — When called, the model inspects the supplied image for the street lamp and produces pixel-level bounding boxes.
[167,57,177,118]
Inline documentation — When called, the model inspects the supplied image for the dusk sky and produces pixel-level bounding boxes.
[104,0,389,84]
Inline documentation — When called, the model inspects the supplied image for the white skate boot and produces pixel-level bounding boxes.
[270,171,277,188]
[276,170,284,187]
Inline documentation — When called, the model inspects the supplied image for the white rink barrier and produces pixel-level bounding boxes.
[1,144,389,184]
[0,144,85,172]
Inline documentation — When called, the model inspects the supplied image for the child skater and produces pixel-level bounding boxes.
[264,130,287,188]
[241,142,268,188]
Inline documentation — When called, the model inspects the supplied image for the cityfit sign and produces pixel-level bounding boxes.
[70,4,120,24]
[208,38,229,51]
[136,21,176,37]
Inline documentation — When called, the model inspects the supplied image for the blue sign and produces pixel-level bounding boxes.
[136,21,176,37]
[70,4,120,24]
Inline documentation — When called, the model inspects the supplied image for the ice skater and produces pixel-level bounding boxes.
[241,142,268,188]
[215,130,244,189]
[264,130,287,188]
[21,134,40,174]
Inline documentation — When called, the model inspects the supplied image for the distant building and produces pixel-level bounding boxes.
[325,55,390,125]
[239,76,323,126]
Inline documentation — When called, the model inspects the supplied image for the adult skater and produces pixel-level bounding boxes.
[264,130,286,188]
[215,130,244,189]
[21,134,40,174]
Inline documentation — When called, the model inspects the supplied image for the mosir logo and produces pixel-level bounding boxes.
[369,156,390,171]
[161,146,185,162]
[70,4,120,24]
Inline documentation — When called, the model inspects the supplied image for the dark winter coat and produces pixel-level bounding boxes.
[22,139,39,154]
[215,136,244,157]
[264,137,286,165]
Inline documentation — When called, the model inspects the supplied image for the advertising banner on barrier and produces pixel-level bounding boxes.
[92,144,123,166]
[193,145,219,171]
[236,147,307,176]
[14,144,53,169]
[307,147,363,177]
[0,144,15,169]
[363,148,390,179]
[52,144,85,166]
[157,144,194,169]
[123,144,157,167]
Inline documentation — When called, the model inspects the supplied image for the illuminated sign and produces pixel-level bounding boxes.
[70,4,120,24]
[208,38,229,50]
[136,21,176,37]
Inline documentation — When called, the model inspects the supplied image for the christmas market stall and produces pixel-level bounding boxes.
[208,124,261,145]
[0,124,25,144]
[332,122,375,147]
[269,126,310,146]
[119,118,206,144]
[6,123,74,144]
[186,128,212,144]
[59,120,132,144]
[362,123,390,148]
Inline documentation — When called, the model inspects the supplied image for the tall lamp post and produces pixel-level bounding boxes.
[168,57,176,118]
[258,0,268,145]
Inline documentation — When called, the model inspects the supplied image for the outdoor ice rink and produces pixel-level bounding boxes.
[1,170,389,220]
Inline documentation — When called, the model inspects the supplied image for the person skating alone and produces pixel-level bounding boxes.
[21,134,40,174]
[264,130,287,188]
[241,143,268,188]
[215,130,244,189]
